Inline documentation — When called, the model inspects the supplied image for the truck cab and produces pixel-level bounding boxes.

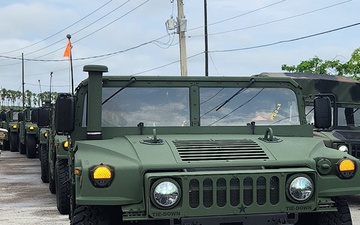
[56,66,360,225]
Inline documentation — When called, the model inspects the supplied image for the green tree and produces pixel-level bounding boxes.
[25,90,32,107]
[282,47,360,81]
[0,88,7,106]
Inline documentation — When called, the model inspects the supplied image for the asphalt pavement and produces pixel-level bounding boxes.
[0,150,68,225]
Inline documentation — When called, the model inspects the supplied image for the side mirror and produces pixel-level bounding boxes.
[1,112,6,121]
[18,112,24,122]
[55,93,75,135]
[37,108,50,127]
[314,97,332,129]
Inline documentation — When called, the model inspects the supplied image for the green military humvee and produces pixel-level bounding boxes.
[257,73,360,160]
[55,65,360,225]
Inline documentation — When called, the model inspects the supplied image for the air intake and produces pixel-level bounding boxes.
[173,139,268,161]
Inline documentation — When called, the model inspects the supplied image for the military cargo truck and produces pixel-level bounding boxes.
[50,133,70,214]
[1,109,21,151]
[55,65,360,225]
[44,96,71,214]
[8,109,20,152]
[18,108,39,158]
[37,104,51,183]
[257,73,360,160]
[1,110,11,150]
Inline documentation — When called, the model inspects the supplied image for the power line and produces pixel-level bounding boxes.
[188,0,288,32]
[0,0,151,64]
[131,52,204,75]
[31,0,150,60]
[0,33,171,62]
[210,22,360,53]
[23,0,133,57]
[0,0,114,55]
[189,0,352,38]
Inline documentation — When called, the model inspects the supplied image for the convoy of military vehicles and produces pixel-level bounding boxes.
[2,66,360,225]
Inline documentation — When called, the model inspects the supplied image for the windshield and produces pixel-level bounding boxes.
[200,87,300,126]
[338,107,360,126]
[305,105,360,127]
[101,87,190,127]
[98,86,299,127]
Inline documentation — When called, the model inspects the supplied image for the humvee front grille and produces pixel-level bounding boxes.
[173,139,268,161]
[350,143,360,158]
[188,175,280,209]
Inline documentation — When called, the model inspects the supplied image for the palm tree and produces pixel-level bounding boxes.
[0,88,6,106]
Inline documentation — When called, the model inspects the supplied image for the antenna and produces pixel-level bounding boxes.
[49,72,53,104]
[38,79,42,106]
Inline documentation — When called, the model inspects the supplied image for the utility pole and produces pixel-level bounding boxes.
[49,72,53,104]
[177,0,188,76]
[204,0,209,76]
[22,53,25,109]
[38,79,42,106]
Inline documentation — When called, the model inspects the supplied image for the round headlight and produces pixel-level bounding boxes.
[288,176,313,203]
[152,180,181,209]
[338,145,349,153]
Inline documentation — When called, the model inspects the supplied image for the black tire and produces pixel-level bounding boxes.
[19,139,26,155]
[49,171,56,194]
[55,159,70,214]
[297,197,352,225]
[9,132,18,152]
[26,134,37,158]
[72,205,122,225]
[3,140,10,150]
[40,144,49,183]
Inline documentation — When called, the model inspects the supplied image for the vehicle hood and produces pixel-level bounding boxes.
[74,134,348,171]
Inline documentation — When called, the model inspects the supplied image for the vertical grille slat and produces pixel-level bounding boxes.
[188,175,280,209]
[216,178,227,207]
[230,178,240,206]
[203,179,213,208]
[270,176,280,205]
[256,176,266,205]
[189,179,199,208]
[243,177,253,206]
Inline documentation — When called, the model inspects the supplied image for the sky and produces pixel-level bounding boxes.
[0,0,359,95]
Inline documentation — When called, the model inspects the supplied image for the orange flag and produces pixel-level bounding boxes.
[63,40,71,58]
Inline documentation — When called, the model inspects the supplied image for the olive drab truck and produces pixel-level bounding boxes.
[55,65,360,225]
[1,110,11,150]
[17,108,39,158]
[8,109,20,152]
[45,97,71,215]
[257,73,360,160]
[37,102,52,183]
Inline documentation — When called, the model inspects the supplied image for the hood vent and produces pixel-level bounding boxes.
[173,139,268,162]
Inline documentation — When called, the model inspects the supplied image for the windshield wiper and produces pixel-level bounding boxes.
[102,77,136,105]
[216,78,255,111]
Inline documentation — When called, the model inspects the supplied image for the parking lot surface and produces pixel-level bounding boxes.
[0,151,68,225]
